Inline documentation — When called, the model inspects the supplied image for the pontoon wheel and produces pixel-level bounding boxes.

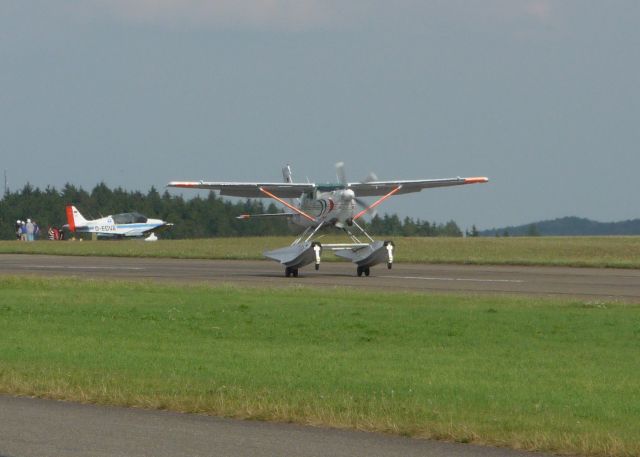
[387,262,392,270]
[364,267,370,277]
[285,267,292,277]
[293,268,299,278]
[357,266,363,277]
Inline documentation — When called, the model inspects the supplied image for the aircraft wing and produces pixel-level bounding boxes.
[120,223,174,237]
[122,229,146,237]
[168,181,315,198]
[348,177,488,197]
[142,223,174,235]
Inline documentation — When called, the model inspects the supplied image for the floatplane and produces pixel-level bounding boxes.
[168,163,488,277]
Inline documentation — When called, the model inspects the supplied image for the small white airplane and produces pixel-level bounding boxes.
[64,205,173,240]
[168,163,488,277]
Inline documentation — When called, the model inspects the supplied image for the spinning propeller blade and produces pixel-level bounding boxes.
[335,161,348,186]
[335,162,378,218]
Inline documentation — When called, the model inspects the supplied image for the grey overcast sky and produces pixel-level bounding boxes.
[1,1,639,229]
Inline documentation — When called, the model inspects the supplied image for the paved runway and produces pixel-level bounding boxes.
[0,395,549,457]
[1,253,639,301]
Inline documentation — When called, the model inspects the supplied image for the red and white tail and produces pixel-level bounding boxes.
[65,205,88,232]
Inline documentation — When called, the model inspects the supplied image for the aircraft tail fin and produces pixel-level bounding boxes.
[281,164,299,205]
[282,164,293,183]
[65,205,88,232]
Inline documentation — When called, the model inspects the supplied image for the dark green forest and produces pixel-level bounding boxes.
[0,183,465,240]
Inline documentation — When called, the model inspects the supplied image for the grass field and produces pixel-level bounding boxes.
[1,277,639,456]
[1,236,640,268]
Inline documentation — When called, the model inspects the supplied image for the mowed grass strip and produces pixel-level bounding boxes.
[1,277,639,456]
[2,236,640,268]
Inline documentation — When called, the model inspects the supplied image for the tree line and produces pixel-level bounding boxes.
[0,183,466,240]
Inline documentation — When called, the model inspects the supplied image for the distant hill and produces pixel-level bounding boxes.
[480,217,640,236]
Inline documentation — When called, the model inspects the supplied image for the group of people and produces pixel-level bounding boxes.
[15,219,39,241]
[14,219,65,241]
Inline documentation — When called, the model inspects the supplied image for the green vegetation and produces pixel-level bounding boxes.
[4,183,639,242]
[1,277,639,456]
[2,236,640,268]
[0,183,289,239]
[0,183,462,240]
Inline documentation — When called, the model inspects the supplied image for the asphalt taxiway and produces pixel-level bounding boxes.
[0,395,550,457]
[1,254,639,301]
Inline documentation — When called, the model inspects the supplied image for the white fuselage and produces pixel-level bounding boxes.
[291,189,356,228]
[80,215,167,237]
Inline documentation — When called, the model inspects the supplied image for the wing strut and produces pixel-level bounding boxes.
[259,187,317,222]
[353,185,402,221]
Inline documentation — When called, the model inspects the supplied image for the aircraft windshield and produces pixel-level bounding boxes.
[113,212,148,224]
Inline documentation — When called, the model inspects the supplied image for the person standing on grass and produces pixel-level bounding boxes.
[26,218,35,242]
[15,220,22,240]
[20,221,27,241]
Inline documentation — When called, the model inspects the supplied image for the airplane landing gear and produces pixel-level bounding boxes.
[356,266,370,277]
[285,267,299,278]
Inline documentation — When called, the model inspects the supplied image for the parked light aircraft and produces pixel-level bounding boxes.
[64,205,173,240]
[168,164,488,277]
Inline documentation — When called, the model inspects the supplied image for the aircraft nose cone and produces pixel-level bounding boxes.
[341,189,355,201]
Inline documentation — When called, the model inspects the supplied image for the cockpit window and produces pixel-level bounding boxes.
[113,212,148,224]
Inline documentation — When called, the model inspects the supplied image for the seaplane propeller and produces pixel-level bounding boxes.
[335,161,379,219]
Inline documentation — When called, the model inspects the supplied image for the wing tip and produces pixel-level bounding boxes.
[464,177,489,184]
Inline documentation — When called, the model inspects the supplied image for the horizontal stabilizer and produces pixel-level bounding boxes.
[236,213,294,220]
